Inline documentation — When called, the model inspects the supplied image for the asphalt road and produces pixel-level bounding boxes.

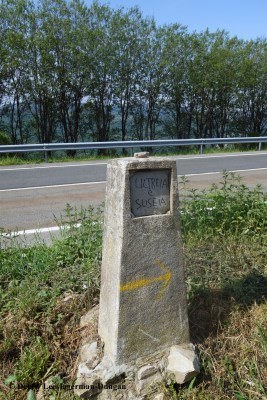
[1,151,267,232]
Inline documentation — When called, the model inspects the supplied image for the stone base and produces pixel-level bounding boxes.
[75,338,199,399]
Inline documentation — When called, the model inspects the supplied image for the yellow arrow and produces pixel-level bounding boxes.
[120,259,172,296]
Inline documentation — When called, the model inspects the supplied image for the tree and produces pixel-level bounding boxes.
[84,1,115,146]
[130,17,166,141]
[161,23,190,139]
[32,0,91,150]
[111,7,145,143]
[234,39,267,136]
[0,0,34,144]
[0,0,266,148]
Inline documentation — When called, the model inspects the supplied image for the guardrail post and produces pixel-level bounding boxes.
[200,144,204,154]
[258,142,262,151]
[43,144,48,162]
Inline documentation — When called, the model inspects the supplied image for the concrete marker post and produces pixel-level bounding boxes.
[75,155,199,399]
[98,157,189,363]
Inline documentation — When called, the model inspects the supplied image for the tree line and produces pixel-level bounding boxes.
[0,0,267,146]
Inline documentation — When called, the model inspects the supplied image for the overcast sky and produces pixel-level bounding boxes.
[85,0,267,40]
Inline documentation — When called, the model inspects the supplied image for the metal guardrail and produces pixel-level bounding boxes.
[0,137,266,160]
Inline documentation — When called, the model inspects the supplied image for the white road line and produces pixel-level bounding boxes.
[0,162,108,172]
[183,167,267,176]
[0,181,107,192]
[3,226,60,237]
[174,151,267,160]
[3,223,81,237]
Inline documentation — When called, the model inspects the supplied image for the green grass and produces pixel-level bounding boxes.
[179,171,267,240]
[0,205,103,399]
[0,153,115,166]
[0,173,266,399]
[171,172,267,400]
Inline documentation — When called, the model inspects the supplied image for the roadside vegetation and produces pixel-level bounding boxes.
[0,173,266,399]
[177,172,267,399]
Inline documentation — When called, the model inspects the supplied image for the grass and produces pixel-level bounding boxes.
[0,173,266,399]
[170,172,267,400]
[0,206,103,399]
[0,153,115,166]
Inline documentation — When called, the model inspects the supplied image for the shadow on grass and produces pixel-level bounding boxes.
[188,270,267,343]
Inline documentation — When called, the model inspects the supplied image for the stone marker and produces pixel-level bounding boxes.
[98,156,190,364]
[75,156,199,399]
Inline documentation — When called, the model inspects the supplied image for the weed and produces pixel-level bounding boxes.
[179,171,267,240]
[14,337,52,385]
[0,175,266,399]
[0,205,103,399]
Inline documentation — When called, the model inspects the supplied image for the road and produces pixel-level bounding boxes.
[1,152,267,232]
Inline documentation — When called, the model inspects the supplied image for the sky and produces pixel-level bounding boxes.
[85,0,267,40]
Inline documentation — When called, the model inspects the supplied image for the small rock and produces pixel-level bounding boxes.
[166,344,200,384]
[135,367,162,396]
[97,389,142,400]
[79,341,100,369]
[80,305,99,328]
[154,394,165,400]
[62,293,78,302]
[36,387,44,400]
[134,152,149,158]
[96,355,129,384]
[78,362,93,376]
[75,373,102,398]
[137,365,158,380]
[75,355,130,398]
